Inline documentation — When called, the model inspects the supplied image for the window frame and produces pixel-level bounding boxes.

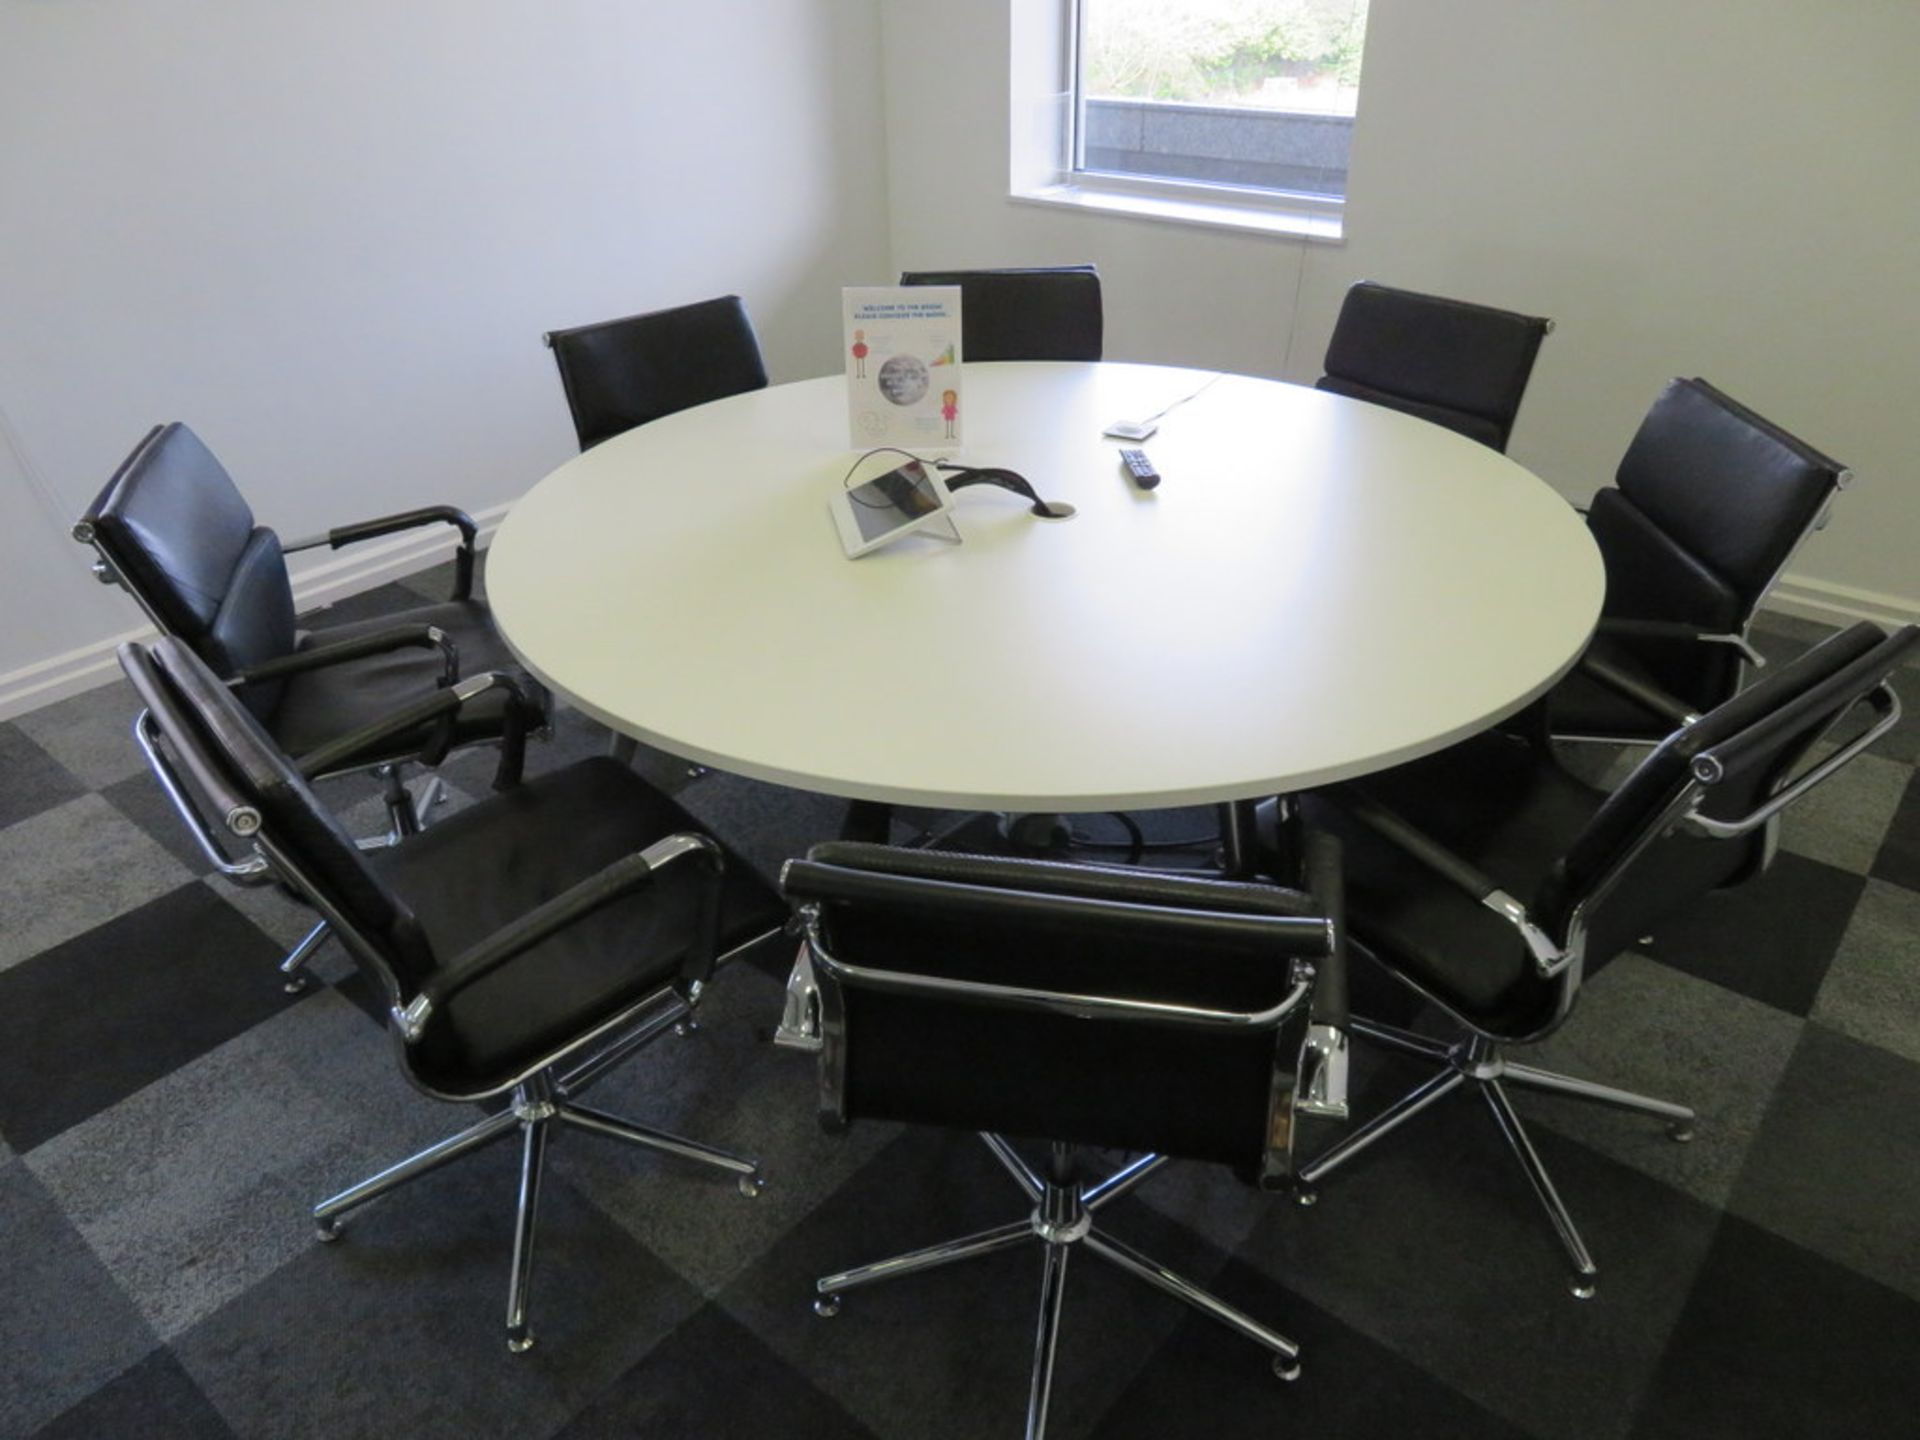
[1010,0,1356,243]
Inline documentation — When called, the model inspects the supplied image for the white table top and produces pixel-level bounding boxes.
[488,362,1603,811]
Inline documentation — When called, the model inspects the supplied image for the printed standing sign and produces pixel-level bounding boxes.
[843,286,962,451]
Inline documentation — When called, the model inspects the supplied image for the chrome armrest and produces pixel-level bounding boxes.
[132,710,272,884]
[1683,684,1903,838]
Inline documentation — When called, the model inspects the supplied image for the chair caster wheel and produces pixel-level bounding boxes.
[283,976,309,995]
[507,1328,535,1354]
[739,1173,765,1199]
[314,1218,340,1244]
[1667,1122,1694,1143]
[813,1295,841,1318]
[675,1019,701,1038]
[1273,1355,1302,1382]
[1293,1186,1318,1208]
[1569,1274,1598,1300]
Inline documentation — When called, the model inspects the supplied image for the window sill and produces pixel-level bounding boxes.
[1011,182,1345,243]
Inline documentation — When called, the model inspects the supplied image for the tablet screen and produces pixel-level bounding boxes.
[846,460,943,543]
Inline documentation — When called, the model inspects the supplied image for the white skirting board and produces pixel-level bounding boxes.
[1764,574,1920,631]
[0,503,511,722]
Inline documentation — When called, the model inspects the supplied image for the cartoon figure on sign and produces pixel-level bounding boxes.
[941,389,958,439]
[850,329,869,379]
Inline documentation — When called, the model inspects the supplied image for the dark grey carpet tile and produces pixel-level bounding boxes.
[563,965,901,1299]
[719,1129,1210,1440]
[1088,1257,1540,1440]
[0,1164,157,1436]
[1728,1022,1920,1302]
[173,1163,700,1440]
[29,1349,236,1440]
[13,680,146,789]
[676,772,858,886]
[1773,748,1907,874]
[102,770,220,875]
[1626,1216,1920,1440]
[1637,851,1865,1016]
[1246,1108,1720,1440]
[0,721,85,828]
[549,1303,880,1440]
[1870,768,1920,891]
[297,582,433,630]
[0,883,292,1152]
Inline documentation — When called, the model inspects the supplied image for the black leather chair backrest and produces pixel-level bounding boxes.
[120,636,434,998]
[1316,280,1552,452]
[545,294,769,451]
[80,423,298,716]
[1538,622,1915,958]
[899,266,1104,363]
[1609,377,1845,607]
[784,841,1334,1172]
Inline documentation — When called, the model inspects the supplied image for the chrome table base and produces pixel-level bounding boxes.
[313,1035,763,1353]
[813,1137,1300,1439]
[1296,1018,1694,1298]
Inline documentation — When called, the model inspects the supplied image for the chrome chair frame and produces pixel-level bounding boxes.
[82,507,536,990]
[787,845,1349,1437]
[1299,676,1905,1297]
[121,648,764,1352]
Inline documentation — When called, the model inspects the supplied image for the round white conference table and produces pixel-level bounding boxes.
[488,362,1603,819]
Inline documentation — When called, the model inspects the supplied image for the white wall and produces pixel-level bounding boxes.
[881,0,1920,623]
[0,0,889,713]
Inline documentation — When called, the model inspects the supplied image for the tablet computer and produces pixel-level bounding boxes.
[828,458,957,558]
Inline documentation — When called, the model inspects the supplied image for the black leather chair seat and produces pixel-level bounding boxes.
[1301,732,1605,1035]
[373,757,783,1094]
[1315,374,1506,451]
[269,600,527,759]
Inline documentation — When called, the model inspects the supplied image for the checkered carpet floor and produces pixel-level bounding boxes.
[3,567,1918,1440]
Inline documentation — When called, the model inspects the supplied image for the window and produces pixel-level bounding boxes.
[1011,0,1372,239]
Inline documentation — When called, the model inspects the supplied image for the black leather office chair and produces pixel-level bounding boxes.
[900,265,1104,362]
[781,839,1350,1436]
[1317,280,1552,452]
[1546,378,1850,743]
[76,422,548,988]
[1284,622,1915,1298]
[544,293,769,451]
[119,635,785,1352]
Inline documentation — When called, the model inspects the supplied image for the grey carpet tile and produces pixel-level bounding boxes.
[13,680,148,790]
[28,1349,237,1440]
[1626,1216,1920,1440]
[1727,1022,1920,1304]
[1242,1115,1722,1440]
[0,1163,159,1437]
[1502,954,1803,1210]
[0,721,86,829]
[23,990,430,1340]
[0,793,196,973]
[1773,747,1908,874]
[1811,877,1920,1066]
[563,964,903,1299]
[171,1164,700,1440]
[100,770,225,877]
